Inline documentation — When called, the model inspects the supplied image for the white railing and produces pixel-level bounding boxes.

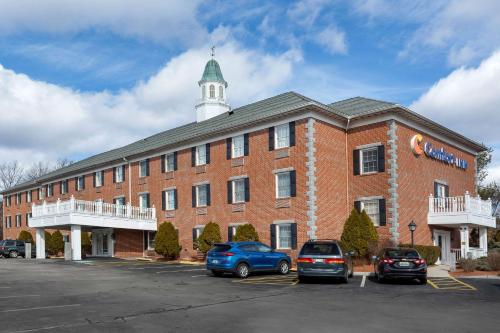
[467,248,487,259]
[429,191,492,216]
[451,248,462,262]
[31,196,156,221]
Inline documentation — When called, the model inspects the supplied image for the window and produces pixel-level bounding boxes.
[16,193,22,205]
[435,182,448,198]
[165,189,176,210]
[115,165,125,183]
[361,200,380,226]
[114,196,126,206]
[218,85,223,99]
[139,193,150,209]
[38,187,44,199]
[276,172,291,198]
[47,184,53,197]
[209,84,215,98]
[147,231,156,250]
[275,123,290,149]
[5,195,11,207]
[228,225,238,241]
[6,216,12,228]
[26,213,32,226]
[61,180,68,194]
[16,215,21,228]
[195,145,207,166]
[361,147,378,174]
[76,176,85,191]
[192,226,205,249]
[232,135,244,158]
[277,224,292,249]
[95,171,104,187]
[26,191,32,203]
[196,185,208,207]
[139,159,149,177]
[165,153,175,172]
[232,179,245,203]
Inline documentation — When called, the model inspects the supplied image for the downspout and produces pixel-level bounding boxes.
[345,117,351,218]
[123,157,131,202]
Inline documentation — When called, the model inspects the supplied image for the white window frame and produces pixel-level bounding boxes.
[194,226,205,239]
[276,223,292,250]
[232,135,244,158]
[232,179,245,203]
[360,200,380,227]
[95,171,104,187]
[115,165,125,183]
[360,147,379,174]
[275,123,290,149]
[7,216,12,228]
[61,180,68,194]
[275,172,291,199]
[16,193,21,205]
[139,160,148,178]
[229,225,238,240]
[77,176,84,191]
[47,184,53,197]
[196,185,208,207]
[165,153,175,172]
[16,214,21,228]
[165,189,176,210]
[209,84,215,98]
[114,196,126,206]
[27,190,32,203]
[147,231,156,250]
[6,196,11,207]
[139,193,149,209]
[195,145,207,166]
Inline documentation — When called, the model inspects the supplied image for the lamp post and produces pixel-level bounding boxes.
[408,220,417,248]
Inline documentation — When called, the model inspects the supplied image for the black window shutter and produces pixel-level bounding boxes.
[146,193,150,208]
[113,167,116,183]
[433,182,439,197]
[82,175,85,190]
[101,171,104,186]
[268,127,275,151]
[228,226,233,242]
[206,143,211,164]
[270,224,277,249]
[244,177,250,202]
[289,121,296,146]
[192,186,196,207]
[378,145,385,172]
[161,155,165,173]
[75,177,78,191]
[59,181,63,194]
[191,147,196,167]
[146,159,150,176]
[290,170,297,197]
[445,185,449,198]
[291,223,297,249]
[161,191,166,211]
[206,184,211,206]
[244,133,249,156]
[173,151,178,171]
[354,200,362,213]
[227,181,232,204]
[353,149,360,175]
[226,138,232,160]
[174,189,178,209]
[143,231,148,250]
[93,173,96,188]
[379,199,386,226]
[192,228,197,249]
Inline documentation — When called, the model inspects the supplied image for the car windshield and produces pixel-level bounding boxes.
[211,244,232,252]
[386,249,419,259]
[300,243,340,255]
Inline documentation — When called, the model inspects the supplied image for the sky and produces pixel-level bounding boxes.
[0,0,499,184]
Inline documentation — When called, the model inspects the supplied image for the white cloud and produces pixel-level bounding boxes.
[314,26,348,55]
[411,51,500,183]
[287,0,331,28]
[0,39,299,167]
[0,0,206,46]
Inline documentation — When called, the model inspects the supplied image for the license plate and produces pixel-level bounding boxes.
[313,259,324,263]
[211,259,219,264]
[399,261,410,267]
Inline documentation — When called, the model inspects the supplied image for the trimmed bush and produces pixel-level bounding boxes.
[81,232,92,255]
[155,222,182,260]
[197,222,221,254]
[487,252,500,271]
[233,224,259,242]
[49,230,64,256]
[340,209,378,258]
[18,230,34,244]
[44,231,52,254]
[459,258,476,272]
[399,244,441,265]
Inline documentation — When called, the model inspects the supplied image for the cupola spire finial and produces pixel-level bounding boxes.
[211,45,215,58]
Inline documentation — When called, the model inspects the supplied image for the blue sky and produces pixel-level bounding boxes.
[0,0,499,183]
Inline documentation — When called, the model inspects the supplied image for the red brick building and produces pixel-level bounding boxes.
[1,58,495,262]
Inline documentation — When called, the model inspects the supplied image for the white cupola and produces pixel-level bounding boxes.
[195,54,230,122]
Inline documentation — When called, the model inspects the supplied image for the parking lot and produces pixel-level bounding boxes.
[1,258,499,333]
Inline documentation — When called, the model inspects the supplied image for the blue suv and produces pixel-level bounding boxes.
[206,242,291,278]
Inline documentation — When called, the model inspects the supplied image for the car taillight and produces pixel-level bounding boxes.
[381,259,394,264]
[297,258,313,263]
[414,259,426,265]
[325,258,344,264]
[222,252,234,256]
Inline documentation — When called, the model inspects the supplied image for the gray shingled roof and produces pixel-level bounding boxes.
[329,97,397,116]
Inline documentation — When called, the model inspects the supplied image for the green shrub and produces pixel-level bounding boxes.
[49,230,64,256]
[197,222,221,254]
[487,252,500,271]
[340,209,378,258]
[475,257,491,271]
[494,230,500,242]
[155,222,182,260]
[233,224,259,242]
[81,232,92,255]
[17,230,34,244]
[44,231,52,254]
[399,244,441,265]
[459,258,476,272]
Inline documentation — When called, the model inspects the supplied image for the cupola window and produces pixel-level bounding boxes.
[209,85,215,98]
[219,86,223,99]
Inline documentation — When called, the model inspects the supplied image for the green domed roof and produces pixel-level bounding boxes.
[199,59,227,87]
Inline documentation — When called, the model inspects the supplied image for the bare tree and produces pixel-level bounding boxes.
[54,158,74,170]
[24,161,51,181]
[0,161,25,191]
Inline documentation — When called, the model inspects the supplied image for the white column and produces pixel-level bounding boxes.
[35,228,45,259]
[459,225,469,258]
[91,232,97,256]
[71,225,82,260]
[479,227,488,256]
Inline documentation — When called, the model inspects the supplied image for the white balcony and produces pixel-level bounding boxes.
[428,191,496,228]
[29,196,157,231]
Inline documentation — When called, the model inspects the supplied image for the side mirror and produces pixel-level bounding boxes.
[346,251,355,256]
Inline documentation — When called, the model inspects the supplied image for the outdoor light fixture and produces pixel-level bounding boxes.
[408,220,417,248]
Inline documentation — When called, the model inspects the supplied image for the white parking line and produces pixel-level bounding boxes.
[0,295,40,299]
[1,304,81,313]
[191,274,209,277]
[360,275,366,288]
[156,268,205,274]
[0,286,11,289]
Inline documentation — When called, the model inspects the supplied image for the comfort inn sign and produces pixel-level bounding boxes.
[410,134,468,170]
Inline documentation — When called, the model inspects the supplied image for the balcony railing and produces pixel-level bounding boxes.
[32,196,156,221]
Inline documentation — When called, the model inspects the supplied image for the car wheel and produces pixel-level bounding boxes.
[341,270,349,284]
[419,278,427,285]
[9,251,18,258]
[278,260,290,275]
[236,263,250,279]
[211,270,223,277]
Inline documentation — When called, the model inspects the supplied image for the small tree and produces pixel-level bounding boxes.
[341,209,379,258]
[155,222,182,259]
[44,231,52,254]
[233,224,259,242]
[359,210,379,257]
[197,222,221,254]
[49,230,64,256]
[18,230,34,244]
[81,232,92,255]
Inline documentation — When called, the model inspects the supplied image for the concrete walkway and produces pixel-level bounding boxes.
[428,265,450,278]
